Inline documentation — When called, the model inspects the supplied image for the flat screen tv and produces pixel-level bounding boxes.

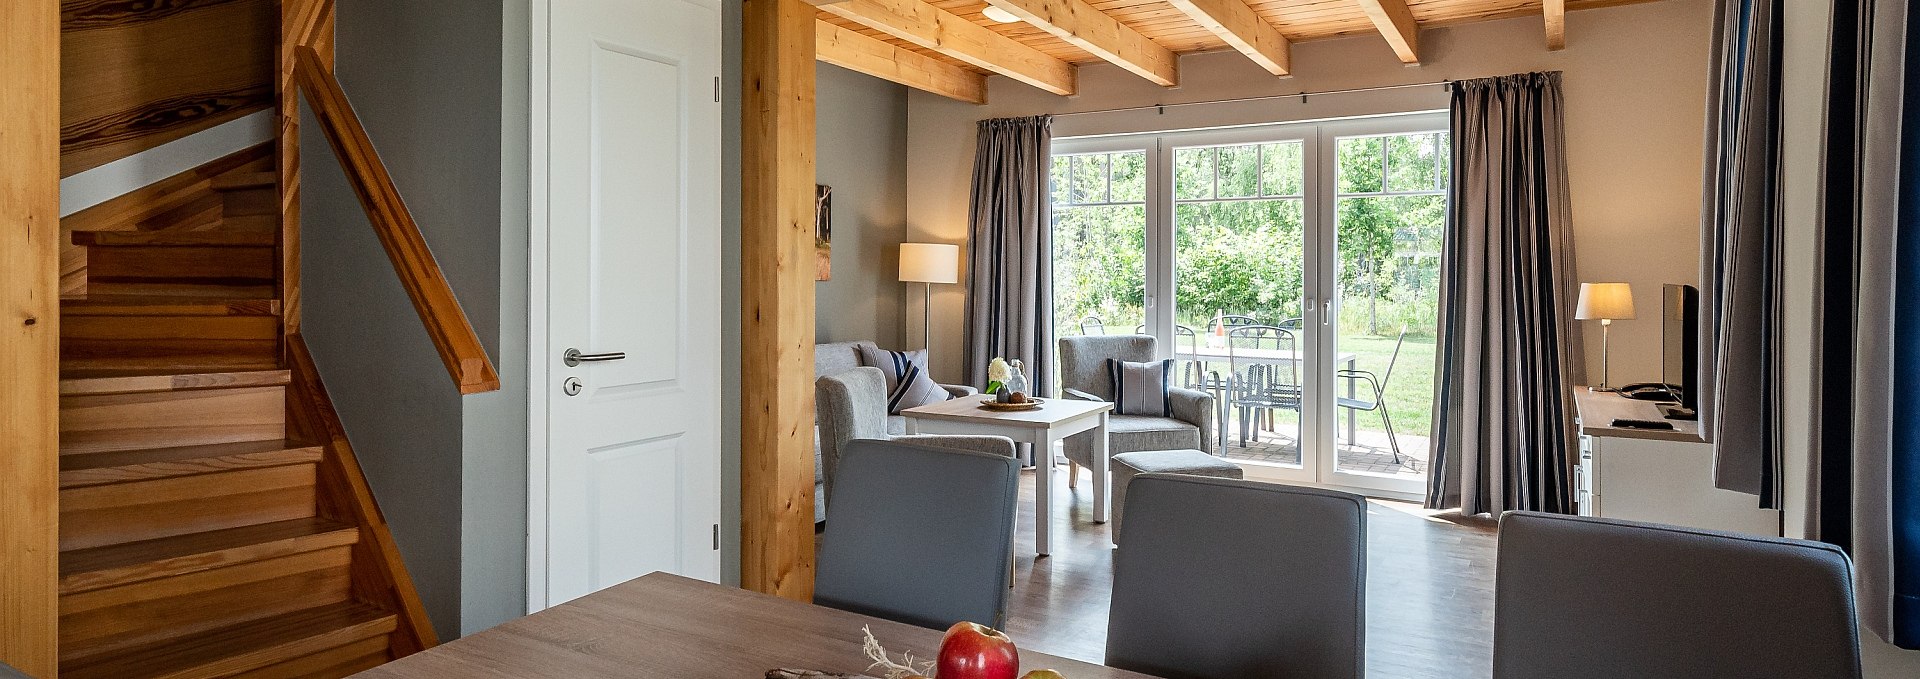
[1660,283,1699,409]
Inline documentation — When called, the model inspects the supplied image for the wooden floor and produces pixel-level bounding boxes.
[1001,467,1499,679]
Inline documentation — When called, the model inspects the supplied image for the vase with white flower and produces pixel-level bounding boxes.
[985,357,1031,403]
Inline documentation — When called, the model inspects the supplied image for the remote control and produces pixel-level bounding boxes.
[1611,418,1675,430]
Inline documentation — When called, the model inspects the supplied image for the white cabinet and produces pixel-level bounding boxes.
[1572,388,1780,537]
[1576,433,1780,536]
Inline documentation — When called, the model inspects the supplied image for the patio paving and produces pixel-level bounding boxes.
[1221,426,1430,477]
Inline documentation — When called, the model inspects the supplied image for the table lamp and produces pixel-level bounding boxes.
[899,243,959,354]
[1575,282,1635,391]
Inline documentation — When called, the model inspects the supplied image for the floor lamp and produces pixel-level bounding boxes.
[1575,282,1635,391]
[899,243,959,354]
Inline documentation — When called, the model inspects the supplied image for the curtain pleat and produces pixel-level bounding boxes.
[1699,0,1786,506]
[964,116,1055,397]
[1426,72,1585,516]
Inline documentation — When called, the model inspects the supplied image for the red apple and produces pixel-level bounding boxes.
[936,621,1019,679]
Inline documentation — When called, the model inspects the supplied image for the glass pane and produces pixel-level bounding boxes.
[1110,151,1147,203]
[1052,203,1146,338]
[1336,136,1384,194]
[1174,197,1307,468]
[1174,147,1214,200]
[1050,155,1071,205]
[1331,193,1444,479]
[1216,145,1260,198]
[1070,154,1108,204]
[1260,141,1303,196]
[1385,133,1441,192]
[1438,133,1452,186]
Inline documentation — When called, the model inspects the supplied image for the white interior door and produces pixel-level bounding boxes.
[536,0,721,607]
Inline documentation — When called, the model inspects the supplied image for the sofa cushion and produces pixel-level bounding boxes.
[1107,415,1203,452]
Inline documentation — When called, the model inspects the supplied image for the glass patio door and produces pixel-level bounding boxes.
[1050,112,1446,500]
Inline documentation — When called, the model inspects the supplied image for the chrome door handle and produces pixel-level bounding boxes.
[1322,299,1332,326]
[564,348,626,367]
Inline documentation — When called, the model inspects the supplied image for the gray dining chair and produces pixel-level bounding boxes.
[815,367,1016,507]
[815,439,1020,631]
[1494,511,1862,679]
[1107,474,1367,679]
[1057,335,1217,495]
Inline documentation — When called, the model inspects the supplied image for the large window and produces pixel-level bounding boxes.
[1049,113,1449,498]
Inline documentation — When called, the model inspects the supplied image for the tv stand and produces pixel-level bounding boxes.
[1571,387,1776,537]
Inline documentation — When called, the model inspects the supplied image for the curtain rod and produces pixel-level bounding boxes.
[1051,79,1454,118]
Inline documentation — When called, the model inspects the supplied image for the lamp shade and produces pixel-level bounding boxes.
[899,243,959,284]
[1575,282,1636,320]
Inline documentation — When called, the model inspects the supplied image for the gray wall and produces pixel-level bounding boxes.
[720,0,744,586]
[815,64,910,349]
[302,0,517,640]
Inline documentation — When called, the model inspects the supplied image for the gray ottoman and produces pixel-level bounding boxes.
[1110,449,1244,543]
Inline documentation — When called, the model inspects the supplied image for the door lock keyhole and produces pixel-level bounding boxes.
[563,377,583,396]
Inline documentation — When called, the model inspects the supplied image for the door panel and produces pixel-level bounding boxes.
[541,0,721,607]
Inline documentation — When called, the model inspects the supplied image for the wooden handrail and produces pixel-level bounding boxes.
[291,45,500,394]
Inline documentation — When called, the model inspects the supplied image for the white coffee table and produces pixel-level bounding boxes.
[900,396,1114,556]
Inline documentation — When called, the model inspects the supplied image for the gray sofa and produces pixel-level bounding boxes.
[813,340,977,521]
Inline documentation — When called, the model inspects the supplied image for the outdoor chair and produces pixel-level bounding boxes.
[1226,325,1303,448]
[1080,315,1106,336]
[1136,323,1204,389]
[1335,329,1407,466]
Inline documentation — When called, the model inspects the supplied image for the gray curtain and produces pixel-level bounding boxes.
[1699,0,1785,505]
[1426,72,1585,515]
[1821,0,1919,649]
[964,115,1054,396]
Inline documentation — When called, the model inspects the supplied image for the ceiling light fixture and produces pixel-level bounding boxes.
[981,5,1022,23]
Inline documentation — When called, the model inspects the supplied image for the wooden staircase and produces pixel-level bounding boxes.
[54,148,433,678]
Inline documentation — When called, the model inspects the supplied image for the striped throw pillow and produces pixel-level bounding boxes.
[1107,358,1174,417]
[856,346,950,414]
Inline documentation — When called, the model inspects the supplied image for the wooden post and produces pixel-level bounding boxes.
[0,0,62,674]
[281,0,335,341]
[740,0,818,601]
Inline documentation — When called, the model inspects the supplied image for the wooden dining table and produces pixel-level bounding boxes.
[352,572,1156,678]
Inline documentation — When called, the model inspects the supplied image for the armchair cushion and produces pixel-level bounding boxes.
[1108,358,1175,417]
[1065,415,1205,469]
[856,345,948,414]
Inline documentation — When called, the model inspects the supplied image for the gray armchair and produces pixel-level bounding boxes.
[1058,335,1218,490]
[813,341,978,522]
[815,368,1016,520]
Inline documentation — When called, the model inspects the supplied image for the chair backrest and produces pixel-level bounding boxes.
[1058,334,1157,401]
[1377,328,1409,387]
[1226,325,1298,396]
[1208,313,1260,335]
[816,439,1020,630]
[814,340,879,379]
[1079,315,1106,336]
[1493,512,1861,679]
[814,367,891,499]
[1108,475,1367,679]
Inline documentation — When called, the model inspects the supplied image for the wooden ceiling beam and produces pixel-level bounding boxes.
[816,20,988,104]
[983,0,1178,87]
[1544,0,1566,50]
[1355,0,1419,63]
[813,0,1076,95]
[1161,0,1290,76]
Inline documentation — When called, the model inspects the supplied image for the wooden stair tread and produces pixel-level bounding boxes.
[72,230,276,247]
[62,295,281,315]
[60,517,356,594]
[61,601,396,679]
[221,214,279,231]
[60,368,290,395]
[61,439,323,488]
[210,171,276,191]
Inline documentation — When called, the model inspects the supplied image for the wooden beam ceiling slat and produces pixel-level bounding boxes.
[1356,0,1420,63]
[1544,0,1566,49]
[983,0,1179,86]
[1162,0,1293,75]
[816,0,1077,95]
[816,20,989,103]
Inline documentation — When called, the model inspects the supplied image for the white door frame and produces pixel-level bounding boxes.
[524,0,725,612]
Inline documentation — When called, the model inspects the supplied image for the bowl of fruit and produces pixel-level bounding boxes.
[767,622,1065,679]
